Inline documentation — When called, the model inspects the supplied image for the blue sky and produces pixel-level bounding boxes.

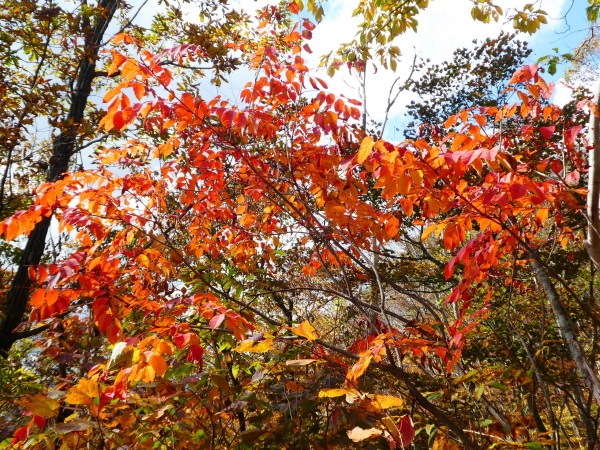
[173,0,596,139]
[302,0,595,138]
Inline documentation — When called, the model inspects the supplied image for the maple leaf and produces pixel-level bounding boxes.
[17,395,60,418]
[65,378,101,405]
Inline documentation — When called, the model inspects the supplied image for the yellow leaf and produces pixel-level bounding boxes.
[18,395,60,418]
[357,136,374,164]
[318,388,351,398]
[234,338,275,353]
[143,364,156,382]
[381,416,400,442]
[370,394,404,410]
[65,378,101,405]
[286,321,318,340]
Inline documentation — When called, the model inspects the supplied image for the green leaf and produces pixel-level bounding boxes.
[525,443,544,450]
[488,382,509,392]
[452,369,478,385]
[473,385,485,401]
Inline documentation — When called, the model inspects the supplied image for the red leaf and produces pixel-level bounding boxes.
[303,19,316,31]
[509,184,528,199]
[564,125,583,146]
[187,344,204,367]
[221,110,236,128]
[398,415,415,447]
[33,415,46,429]
[209,313,225,329]
[539,125,555,140]
[12,426,29,444]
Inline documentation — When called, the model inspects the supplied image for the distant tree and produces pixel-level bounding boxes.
[404,32,531,138]
[565,25,600,87]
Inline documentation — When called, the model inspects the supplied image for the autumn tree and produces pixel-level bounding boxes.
[2,1,600,449]
[0,0,249,353]
[0,0,250,440]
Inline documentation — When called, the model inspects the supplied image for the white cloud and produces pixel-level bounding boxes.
[553,79,575,106]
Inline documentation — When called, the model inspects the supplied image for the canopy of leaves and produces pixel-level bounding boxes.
[1,1,600,449]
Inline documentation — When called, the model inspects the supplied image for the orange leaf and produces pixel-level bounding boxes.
[108,53,127,77]
[288,1,300,13]
[103,85,123,104]
[286,320,318,340]
[347,354,373,382]
[156,340,174,355]
[384,217,400,240]
[149,354,168,377]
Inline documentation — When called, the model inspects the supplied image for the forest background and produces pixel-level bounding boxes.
[1,0,600,448]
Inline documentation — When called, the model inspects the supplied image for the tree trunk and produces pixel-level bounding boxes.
[586,82,600,269]
[0,0,120,353]
[530,258,600,405]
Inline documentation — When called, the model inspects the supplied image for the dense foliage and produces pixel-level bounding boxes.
[1,1,600,449]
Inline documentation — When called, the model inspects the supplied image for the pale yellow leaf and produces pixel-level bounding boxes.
[286,359,319,366]
[347,427,383,442]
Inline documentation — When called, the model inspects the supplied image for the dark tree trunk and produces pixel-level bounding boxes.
[0,0,120,353]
